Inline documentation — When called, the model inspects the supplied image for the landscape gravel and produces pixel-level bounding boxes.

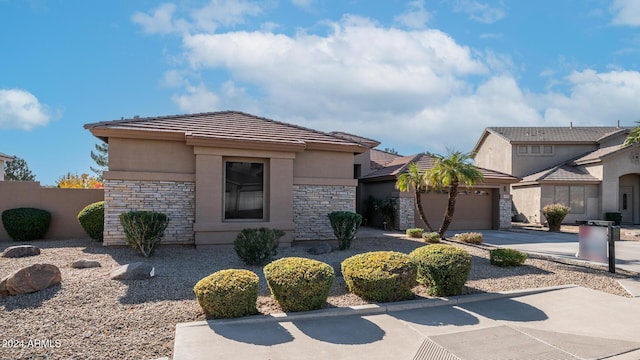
[0,234,635,360]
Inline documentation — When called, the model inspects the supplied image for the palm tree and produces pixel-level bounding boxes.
[396,162,435,232]
[425,150,484,238]
[624,121,640,146]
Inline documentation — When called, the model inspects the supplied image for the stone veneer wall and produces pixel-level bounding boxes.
[499,197,512,229]
[293,184,356,240]
[396,197,415,231]
[104,180,195,245]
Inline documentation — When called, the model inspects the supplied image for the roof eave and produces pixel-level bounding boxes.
[87,127,186,142]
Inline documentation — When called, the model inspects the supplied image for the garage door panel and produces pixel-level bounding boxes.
[414,189,493,230]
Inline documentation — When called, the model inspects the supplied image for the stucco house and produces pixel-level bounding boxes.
[473,126,640,225]
[357,149,519,231]
[0,152,13,181]
[84,111,370,247]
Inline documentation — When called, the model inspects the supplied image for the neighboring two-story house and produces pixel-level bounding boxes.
[473,126,640,225]
[0,152,13,181]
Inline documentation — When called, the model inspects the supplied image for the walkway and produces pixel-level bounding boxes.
[173,286,640,360]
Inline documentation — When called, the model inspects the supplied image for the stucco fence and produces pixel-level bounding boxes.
[0,181,104,242]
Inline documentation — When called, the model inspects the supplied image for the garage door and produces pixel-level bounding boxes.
[415,188,494,230]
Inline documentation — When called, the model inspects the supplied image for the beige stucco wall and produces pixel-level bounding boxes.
[0,181,104,241]
[601,147,640,223]
[474,133,512,175]
[512,185,542,224]
[294,150,354,179]
[108,138,195,174]
[511,144,596,178]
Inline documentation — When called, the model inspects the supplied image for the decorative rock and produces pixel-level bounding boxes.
[307,243,332,255]
[110,262,155,280]
[0,263,61,297]
[71,259,101,269]
[1,245,41,258]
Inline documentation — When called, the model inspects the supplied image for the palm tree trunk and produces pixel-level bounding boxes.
[438,181,459,237]
[414,185,434,232]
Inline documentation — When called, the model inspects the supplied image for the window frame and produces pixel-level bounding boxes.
[554,185,585,214]
[223,159,268,221]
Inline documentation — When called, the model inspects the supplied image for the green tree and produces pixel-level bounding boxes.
[396,161,435,232]
[4,156,36,181]
[424,150,484,238]
[90,142,108,180]
[624,121,640,146]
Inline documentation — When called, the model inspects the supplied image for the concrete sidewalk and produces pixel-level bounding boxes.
[173,286,640,360]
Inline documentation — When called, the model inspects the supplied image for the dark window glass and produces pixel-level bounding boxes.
[225,162,264,219]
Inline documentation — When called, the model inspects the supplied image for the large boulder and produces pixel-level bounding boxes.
[1,245,41,258]
[0,264,61,297]
[110,262,155,280]
[71,259,101,269]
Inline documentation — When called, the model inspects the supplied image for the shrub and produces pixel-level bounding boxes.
[194,269,259,318]
[422,232,441,243]
[77,201,104,241]
[328,211,363,250]
[490,248,527,267]
[406,228,424,238]
[119,211,169,257]
[1,207,51,241]
[409,244,471,296]
[234,228,285,266]
[455,232,483,244]
[542,203,570,232]
[264,257,335,312]
[341,251,417,302]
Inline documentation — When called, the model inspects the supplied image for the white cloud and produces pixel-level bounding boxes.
[291,0,314,10]
[0,89,52,130]
[132,0,262,35]
[172,83,221,113]
[132,3,180,35]
[535,70,640,126]
[394,0,432,29]
[453,0,506,24]
[611,0,640,26]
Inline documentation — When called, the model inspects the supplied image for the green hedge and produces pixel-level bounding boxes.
[234,228,285,266]
[264,257,335,312]
[1,207,51,241]
[409,244,471,296]
[194,269,259,318]
[78,201,104,241]
[422,232,440,243]
[341,251,416,302]
[490,248,527,267]
[406,228,424,238]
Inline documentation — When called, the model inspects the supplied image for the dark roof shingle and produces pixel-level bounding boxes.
[487,127,628,143]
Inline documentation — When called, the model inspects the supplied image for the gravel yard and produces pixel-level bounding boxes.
[0,234,635,360]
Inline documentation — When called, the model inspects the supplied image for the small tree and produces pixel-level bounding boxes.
[425,150,484,238]
[90,142,108,181]
[119,211,169,257]
[328,211,362,250]
[396,162,435,232]
[56,172,103,189]
[4,156,35,181]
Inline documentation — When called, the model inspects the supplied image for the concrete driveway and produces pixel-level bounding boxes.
[453,228,640,274]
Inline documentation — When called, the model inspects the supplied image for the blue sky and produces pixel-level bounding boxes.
[1,0,640,185]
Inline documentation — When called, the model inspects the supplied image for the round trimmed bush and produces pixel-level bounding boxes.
[78,201,104,241]
[341,251,417,302]
[264,257,334,312]
[409,244,471,296]
[406,228,424,238]
[455,232,483,244]
[1,207,51,241]
[490,248,527,267]
[422,232,441,243]
[194,269,259,318]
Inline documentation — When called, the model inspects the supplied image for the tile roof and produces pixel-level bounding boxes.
[486,127,628,143]
[370,149,403,170]
[0,152,13,161]
[360,153,519,183]
[573,144,635,164]
[85,111,367,151]
[520,164,600,183]
[329,132,380,148]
